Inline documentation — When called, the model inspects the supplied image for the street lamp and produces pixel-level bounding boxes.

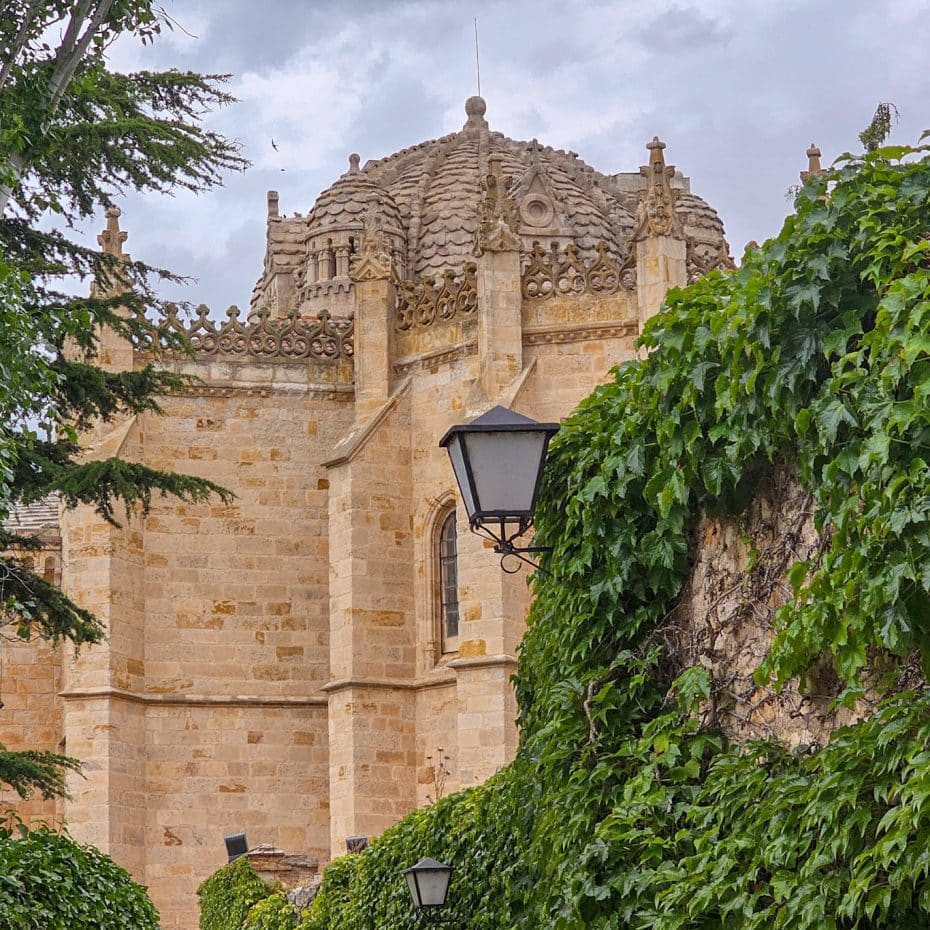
[402,857,454,921]
[439,405,559,572]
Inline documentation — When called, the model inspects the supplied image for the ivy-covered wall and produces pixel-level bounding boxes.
[202,139,930,930]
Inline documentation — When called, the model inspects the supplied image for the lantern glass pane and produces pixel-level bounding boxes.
[463,431,547,516]
[447,434,477,520]
[416,867,451,907]
[404,870,421,907]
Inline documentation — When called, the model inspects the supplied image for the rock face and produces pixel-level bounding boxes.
[664,467,896,747]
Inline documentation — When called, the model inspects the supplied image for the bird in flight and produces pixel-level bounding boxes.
[271,138,280,152]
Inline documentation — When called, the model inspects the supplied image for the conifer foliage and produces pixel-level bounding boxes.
[0,1,245,799]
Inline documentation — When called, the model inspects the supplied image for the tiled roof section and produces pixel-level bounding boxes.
[5,495,60,533]
[675,191,727,244]
[251,214,307,309]
[306,160,405,242]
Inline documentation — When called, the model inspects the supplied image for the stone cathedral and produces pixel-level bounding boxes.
[2,97,733,928]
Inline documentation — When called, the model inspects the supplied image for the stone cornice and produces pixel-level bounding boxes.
[393,340,476,374]
[447,653,518,671]
[522,320,638,346]
[58,687,328,708]
[320,673,457,693]
[162,383,354,399]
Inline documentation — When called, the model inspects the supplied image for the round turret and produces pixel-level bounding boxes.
[303,154,406,303]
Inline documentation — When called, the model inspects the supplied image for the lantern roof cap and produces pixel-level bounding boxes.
[402,857,452,872]
[439,406,559,446]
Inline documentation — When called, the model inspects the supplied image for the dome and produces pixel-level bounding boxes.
[305,153,405,245]
[359,98,642,279]
[254,98,732,311]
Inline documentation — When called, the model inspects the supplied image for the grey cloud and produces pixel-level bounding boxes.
[93,0,930,314]
[634,5,731,54]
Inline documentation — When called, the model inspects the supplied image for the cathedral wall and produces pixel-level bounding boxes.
[136,375,352,928]
[326,391,417,852]
[0,637,64,825]
[144,701,328,930]
[139,380,352,698]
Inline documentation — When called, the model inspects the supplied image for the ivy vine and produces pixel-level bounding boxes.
[204,136,930,930]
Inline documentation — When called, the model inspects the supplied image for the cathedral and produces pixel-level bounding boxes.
[2,97,733,928]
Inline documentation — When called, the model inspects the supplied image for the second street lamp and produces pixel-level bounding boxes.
[439,406,559,572]
[402,857,454,922]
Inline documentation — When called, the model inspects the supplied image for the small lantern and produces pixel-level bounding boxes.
[439,406,559,570]
[402,857,454,911]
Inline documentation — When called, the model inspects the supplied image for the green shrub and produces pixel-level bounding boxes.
[244,892,298,930]
[0,824,159,929]
[198,856,276,930]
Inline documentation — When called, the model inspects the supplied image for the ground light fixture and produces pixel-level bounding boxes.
[401,857,454,921]
[439,405,559,572]
[224,832,248,862]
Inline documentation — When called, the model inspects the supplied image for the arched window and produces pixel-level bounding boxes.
[438,510,460,653]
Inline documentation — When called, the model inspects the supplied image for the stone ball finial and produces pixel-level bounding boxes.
[465,95,487,118]
[348,153,361,173]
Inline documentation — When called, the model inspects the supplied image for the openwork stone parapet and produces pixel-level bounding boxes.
[686,239,737,284]
[141,304,354,362]
[521,241,636,300]
[395,265,478,332]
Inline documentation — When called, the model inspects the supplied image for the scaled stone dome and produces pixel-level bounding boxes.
[252,97,730,311]
[306,153,405,247]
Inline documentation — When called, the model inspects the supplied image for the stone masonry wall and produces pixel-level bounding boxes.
[664,466,879,747]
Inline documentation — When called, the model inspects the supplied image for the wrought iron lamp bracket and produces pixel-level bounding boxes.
[470,518,552,574]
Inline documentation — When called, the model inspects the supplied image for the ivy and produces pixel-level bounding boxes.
[204,138,930,930]
[0,825,159,929]
[198,858,277,930]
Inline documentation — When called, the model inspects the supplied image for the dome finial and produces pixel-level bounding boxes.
[464,95,488,132]
[348,153,361,174]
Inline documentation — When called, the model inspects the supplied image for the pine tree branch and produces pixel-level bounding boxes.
[0,746,83,800]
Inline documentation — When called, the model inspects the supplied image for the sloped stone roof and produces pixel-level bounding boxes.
[306,154,405,242]
[5,495,60,534]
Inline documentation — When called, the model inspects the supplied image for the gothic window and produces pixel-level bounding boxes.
[438,510,460,653]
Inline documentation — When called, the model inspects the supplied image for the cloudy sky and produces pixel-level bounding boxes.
[96,0,930,312]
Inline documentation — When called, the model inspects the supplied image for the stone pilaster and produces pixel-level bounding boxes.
[324,389,416,855]
[350,199,398,419]
[93,207,135,372]
[475,153,523,400]
[633,138,687,330]
[59,206,146,875]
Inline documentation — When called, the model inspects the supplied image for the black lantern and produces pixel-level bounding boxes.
[402,857,454,915]
[439,406,559,571]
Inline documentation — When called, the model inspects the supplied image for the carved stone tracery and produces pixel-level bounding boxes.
[686,239,737,283]
[632,137,684,241]
[349,197,395,283]
[521,241,636,299]
[141,305,354,361]
[395,265,477,332]
[474,153,521,255]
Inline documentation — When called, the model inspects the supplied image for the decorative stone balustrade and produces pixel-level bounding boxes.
[140,305,354,362]
[521,241,636,299]
[686,239,737,284]
[395,264,478,332]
